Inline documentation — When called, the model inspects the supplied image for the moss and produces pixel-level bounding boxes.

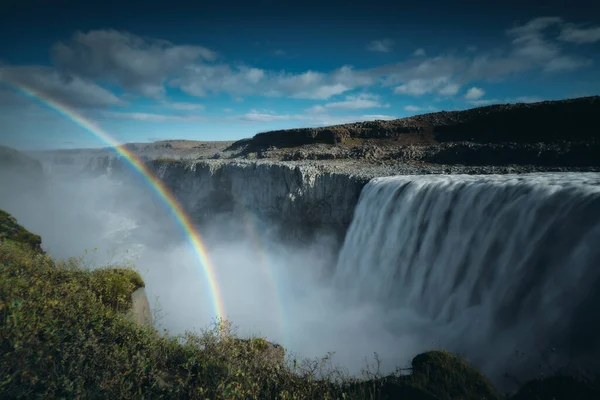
[249,337,268,351]
[0,209,43,253]
[89,268,146,312]
[405,350,500,400]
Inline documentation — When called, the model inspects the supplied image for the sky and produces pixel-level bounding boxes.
[0,0,599,150]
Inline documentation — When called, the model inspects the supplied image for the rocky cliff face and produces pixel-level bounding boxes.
[225,96,600,168]
[44,150,599,246]
[146,160,370,241]
[233,96,600,153]
[0,209,43,252]
[128,287,153,328]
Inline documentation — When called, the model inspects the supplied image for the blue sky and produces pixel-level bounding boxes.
[1,0,599,150]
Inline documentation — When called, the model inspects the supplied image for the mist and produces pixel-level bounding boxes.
[0,162,432,378]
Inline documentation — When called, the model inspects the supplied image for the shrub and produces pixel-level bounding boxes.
[0,210,43,252]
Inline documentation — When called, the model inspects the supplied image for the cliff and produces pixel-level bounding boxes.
[0,209,43,253]
[0,145,44,188]
[0,145,44,173]
[148,160,370,241]
[224,96,600,168]
[233,96,600,152]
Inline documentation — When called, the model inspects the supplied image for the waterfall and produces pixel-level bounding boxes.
[335,173,600,381]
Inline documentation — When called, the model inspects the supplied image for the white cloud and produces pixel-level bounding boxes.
[223,108,233,112]
[446,18,592,85]
[0,65,127,109]
[103,111,207,122]
[506,17,563,40]
[503,17,593,74]
[404,105,422,112]
[544,56,593,72]
[239,109,296,122]
[559,24,600,44]
[4,17,593,110]
[162,101,205,111]
[393,77,460,97]
[292,83,350,100]
[367,39,394,53]
[437,83,461,96]
[307,93,389,112]
[176,65,369,100]
[378,56,468,91]
[52,29,216,98]
[394,79,438,96]
[506,17,563,62]
[464,87,485,100]
[244,68,266,83]
[171,64,264,97]
[233,109,397,126]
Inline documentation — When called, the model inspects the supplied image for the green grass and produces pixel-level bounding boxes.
[1,209,598,399]
[0,210,43,253]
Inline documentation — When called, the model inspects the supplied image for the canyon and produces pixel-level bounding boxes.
[3,97,600,390]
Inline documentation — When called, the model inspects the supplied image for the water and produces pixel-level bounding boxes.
[335,173,600,381]
[5,160,600,386]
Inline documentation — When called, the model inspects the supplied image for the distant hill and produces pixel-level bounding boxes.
[32,140,237,163]
[0,145,44,184]
[231,96,600,153]
[0,145,44,174]
[0,209,43,252]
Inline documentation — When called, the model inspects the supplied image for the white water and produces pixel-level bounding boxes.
[336,173,600,380]
[4,161,600,387]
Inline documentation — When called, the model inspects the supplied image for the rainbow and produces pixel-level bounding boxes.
[4,81,227,321]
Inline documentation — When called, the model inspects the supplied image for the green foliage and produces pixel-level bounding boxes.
[89,268,146,312]
[0,210,43,253]
[405,350,500,400]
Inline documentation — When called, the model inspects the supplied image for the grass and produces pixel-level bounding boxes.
[1,209,598,399]
[0,210,43,253]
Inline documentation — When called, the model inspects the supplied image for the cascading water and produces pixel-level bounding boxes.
[335,173,600,382]
[10,153,600,388]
